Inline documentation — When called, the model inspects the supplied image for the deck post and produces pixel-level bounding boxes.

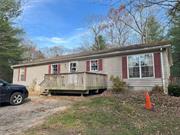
[95,89,99,93]
[84,72,86,91]
[48,91,51,96]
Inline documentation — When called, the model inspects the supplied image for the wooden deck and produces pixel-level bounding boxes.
[40,72,107,94]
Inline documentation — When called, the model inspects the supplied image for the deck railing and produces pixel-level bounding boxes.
[40,72,107,92]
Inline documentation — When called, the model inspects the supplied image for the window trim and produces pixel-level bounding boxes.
[127,53,155,79]
[51,63,58,74]
[69,61,78,73]
[20,67,26,81]
[90,59,99,72]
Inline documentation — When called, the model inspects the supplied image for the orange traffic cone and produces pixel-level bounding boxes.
[144,92,153,110]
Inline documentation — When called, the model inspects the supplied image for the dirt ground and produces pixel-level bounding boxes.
[0,96,82,135]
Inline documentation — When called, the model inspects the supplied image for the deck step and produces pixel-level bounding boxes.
[40,91,49,96]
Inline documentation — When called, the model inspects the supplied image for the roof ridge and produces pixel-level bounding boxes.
[13,41,171,68]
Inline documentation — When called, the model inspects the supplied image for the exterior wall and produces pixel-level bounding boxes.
[71,57,122,89]
[60,62,69,73]
[123,52,162,91]
[13,49,171,92]
[13,68,19,84]
[77,60,86,72]
[69,55,164,91]
[13,65,48,91]
[59,61,86,73]
[101,57,122,89]
[124,78,162,91]
[123,49,170,91]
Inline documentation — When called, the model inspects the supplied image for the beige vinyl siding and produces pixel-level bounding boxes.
[60,62,68,73]
[13,65,48,88]
[77,57,122,89]
[124,78,162,91]
[60,61,86,73]
[12,49,171,92]
[13,68,19,84]
[123,50,170,91]
[55,57,123,89]
[77,60,86,72]
[102,57,122,89]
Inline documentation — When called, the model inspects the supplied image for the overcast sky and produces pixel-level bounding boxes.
[16,0,109,49]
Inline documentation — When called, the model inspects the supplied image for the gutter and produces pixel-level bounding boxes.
[11,44,171,68]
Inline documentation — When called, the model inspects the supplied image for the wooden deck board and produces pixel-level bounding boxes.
[40,72,107,92]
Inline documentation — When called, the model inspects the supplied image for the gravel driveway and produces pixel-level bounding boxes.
[0,96,77,135]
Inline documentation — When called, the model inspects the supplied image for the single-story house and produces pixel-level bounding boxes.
[12,41,172,94]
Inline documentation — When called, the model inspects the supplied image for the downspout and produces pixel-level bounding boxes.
[160,48,166,94]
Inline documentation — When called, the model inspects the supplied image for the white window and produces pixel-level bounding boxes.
[128,55,140,78]
[128,53,154,78]
[90,60,98,71]
[69,62,77,72]
[51,64,58,74]
[140,54,154,78]
[20,68,25,81]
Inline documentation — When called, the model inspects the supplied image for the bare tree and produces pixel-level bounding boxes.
[85,13,130,49]
[21,40,45,61]
[140,0,178,9]
[97,0,178,9]
[95,0,177,43]
[80,39,92,51]
[113,2,154,43]
[137,0,179,22]
[41,46,66,58]
[87,15,108,50]
[105,6,130,46]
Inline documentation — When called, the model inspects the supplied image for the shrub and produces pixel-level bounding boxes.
[168,84,180,97]
[110,76,127,93]
[151,85,164,94]
[29,79,37,92]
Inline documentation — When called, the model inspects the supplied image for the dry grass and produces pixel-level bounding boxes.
[24,91,180,135]
[28,91,41,96]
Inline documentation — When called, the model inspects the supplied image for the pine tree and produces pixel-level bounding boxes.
[145,16,164,43]
[0,0,23,81]
[169,3,180,76]
[92,35,107,51]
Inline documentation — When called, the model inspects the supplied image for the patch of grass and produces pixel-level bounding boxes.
[24,96,180,135]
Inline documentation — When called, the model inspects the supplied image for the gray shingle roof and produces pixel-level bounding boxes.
[12,41,171,68]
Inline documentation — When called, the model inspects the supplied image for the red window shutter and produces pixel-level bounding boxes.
[86,61,90,71]
[18,68,20,81]
[154,52,162,78]
[99,59,103,71]
[24,67,27,81]
[48,64,51,74]
[122,56,127,79]
[57,64,61,74]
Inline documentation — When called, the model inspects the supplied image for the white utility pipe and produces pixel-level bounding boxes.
[160,48,166,94]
